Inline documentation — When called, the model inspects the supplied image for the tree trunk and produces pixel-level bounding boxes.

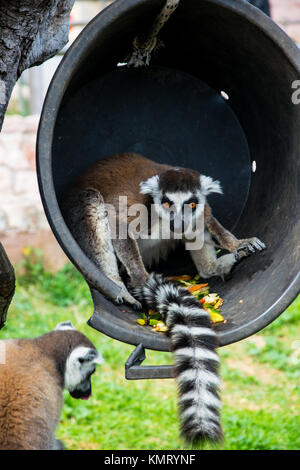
[0,243,15,329]
[0,0,75,130]
[0,0,75,329]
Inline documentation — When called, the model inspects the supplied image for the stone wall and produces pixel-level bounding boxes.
[0,115,67,270]
[271,0,300,43]
[0,115,45,232]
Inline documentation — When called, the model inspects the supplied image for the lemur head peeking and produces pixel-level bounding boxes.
[55,321,103,400]
[140,167,222,233]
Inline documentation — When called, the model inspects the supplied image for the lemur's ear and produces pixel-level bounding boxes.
[140,175,160,195]
[55,321,75,331]
[200,175,223,196]
[78,348,104,365]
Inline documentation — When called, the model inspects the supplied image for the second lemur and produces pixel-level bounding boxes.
[0,322,103,450]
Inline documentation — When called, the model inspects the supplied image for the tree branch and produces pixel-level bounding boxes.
[0,242,15,330]
[0,0,75,130]
[0,0,75,328]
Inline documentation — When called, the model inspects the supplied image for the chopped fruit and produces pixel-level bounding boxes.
[168,275,193,281]
[208,311,225,323]
[153,321,168,332]
[136,274,226,330]
[188,283,209,293]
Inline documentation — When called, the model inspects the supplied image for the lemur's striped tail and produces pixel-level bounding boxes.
[133,273,222,445]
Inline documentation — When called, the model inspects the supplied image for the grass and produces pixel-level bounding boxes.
[1,250,299,450]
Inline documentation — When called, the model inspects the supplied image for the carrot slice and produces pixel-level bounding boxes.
[148,309,157,315]
[168,275,192,281]
[188,283,209,293]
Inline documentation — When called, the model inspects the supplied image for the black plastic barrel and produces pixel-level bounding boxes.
[37,0,300,353]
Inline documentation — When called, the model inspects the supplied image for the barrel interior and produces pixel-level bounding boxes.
[39,0,300,349]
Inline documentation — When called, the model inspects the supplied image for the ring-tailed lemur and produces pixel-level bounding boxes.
[62,152,265,307]
[0,322,103,450]
[62,152,266,444]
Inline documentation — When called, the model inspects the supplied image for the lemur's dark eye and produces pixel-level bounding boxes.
[184,197,198,210]
[161,196,172,209]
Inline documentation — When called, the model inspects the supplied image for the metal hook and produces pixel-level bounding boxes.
[125,344,175,380]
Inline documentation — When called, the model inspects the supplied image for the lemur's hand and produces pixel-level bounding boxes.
[234,237,266,261]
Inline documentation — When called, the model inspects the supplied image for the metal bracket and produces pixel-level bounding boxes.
[125,344,175,380]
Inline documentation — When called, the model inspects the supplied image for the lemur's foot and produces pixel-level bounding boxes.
[216,253,237,280]
[234,237,266,261]
[116,288,142,310]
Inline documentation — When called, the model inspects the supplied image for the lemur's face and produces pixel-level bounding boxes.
[65,346,103,400]
[140,168,222,235]
[55,322,103,400]
[158,191,204,233]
